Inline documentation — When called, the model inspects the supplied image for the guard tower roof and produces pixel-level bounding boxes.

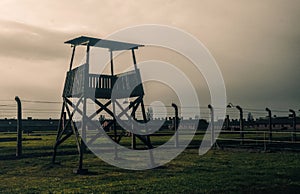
[64,36,143,51]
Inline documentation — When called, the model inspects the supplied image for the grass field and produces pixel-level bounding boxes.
[0,132,300,193]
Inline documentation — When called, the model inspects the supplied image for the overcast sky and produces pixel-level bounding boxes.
[0,0,299,118]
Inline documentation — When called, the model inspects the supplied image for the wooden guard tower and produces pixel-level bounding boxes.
[52,36,154,173]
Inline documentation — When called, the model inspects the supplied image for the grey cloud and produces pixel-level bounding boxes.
[0,20,79,60]
[0,0,299,113]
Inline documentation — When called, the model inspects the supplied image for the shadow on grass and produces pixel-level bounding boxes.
[0,150,79,161]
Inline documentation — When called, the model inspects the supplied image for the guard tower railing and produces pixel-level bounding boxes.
[63,63,144,99]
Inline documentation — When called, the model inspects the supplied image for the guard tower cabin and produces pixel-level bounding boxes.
[63,36,145,99]
[52,36,153,173]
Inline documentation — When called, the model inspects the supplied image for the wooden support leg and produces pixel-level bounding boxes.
[53,97,83,164]
[111,100,119,160]
[140,100,155,167]
[131,101,139,150]
[52,101,66,164]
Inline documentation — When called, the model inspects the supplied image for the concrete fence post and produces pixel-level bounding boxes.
[289,109,296,142]
[236,106,244,144]
[208,104,215,147]
[172,103,179,148]
[15,96,22,158]
[266,108,272,142]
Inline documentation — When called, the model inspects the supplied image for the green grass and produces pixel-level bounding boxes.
[0,132,300,193]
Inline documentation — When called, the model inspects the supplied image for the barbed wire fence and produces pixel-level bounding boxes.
[0,98,299,151]
[0,99,62,119]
